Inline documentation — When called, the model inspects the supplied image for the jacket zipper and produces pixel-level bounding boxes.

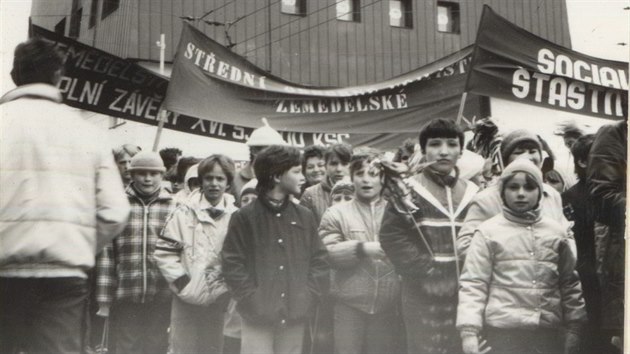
[141,204,149,303]
[445,187,460,280]
[369,201,378,314]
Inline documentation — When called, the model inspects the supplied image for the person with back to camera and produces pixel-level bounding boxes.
[0,38,130,353]
[457,158,586,354]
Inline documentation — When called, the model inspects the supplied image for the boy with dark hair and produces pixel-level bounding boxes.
[380,118,479,354]
[319,152,402,354]
[222,145,329,354]
[300,143,353,223]
[0,38,130,354]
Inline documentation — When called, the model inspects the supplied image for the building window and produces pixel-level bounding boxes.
[437,1,460,33]
[336,0,360,22]
[69,6,82,38]
[390,0,412,28]
[281,0,306,15]
[55,18,66,35]
[101,0,120,20]
[89,0,99,28]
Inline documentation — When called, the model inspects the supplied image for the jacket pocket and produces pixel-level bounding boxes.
[177,264,211,306]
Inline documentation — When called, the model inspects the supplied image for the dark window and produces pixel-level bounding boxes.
[437,1,460,33]
[390,0,412,28]
[69,7,82,38]
[281,0,306,16]
[101,0,120,20]
[336,0,360,22]
[89,0,99,28]
[55,18,66,35]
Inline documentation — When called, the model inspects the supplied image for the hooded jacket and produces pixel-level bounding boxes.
[0,84,130,278]
[318,197,400,314]
[154,191,237,306]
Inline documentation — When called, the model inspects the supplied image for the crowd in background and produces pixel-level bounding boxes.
[0,38,627,354]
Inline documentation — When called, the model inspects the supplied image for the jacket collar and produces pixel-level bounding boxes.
[190,191,237,223]
[0,84,63,105]
[258,194,291,212]
[126,184,172,203]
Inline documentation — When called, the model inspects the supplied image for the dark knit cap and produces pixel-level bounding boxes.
[500,129,542,166]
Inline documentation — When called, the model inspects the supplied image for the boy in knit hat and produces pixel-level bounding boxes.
[96,151,176,354]
[457,129,571,256]
[457,158,586,354]
[222,145,329,354]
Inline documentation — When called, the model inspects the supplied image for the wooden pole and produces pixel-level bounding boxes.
[152,33,166,152]
[455,91,468,126]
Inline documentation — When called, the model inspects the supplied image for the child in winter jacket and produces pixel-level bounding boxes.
[154,155,238,354]
[457,158,586,354]
[222,145,329,354]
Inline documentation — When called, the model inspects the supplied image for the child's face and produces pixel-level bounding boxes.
[507,142,542,167]
[424,137,461,174]
[352,161,382,202]
[326,156,350,184]
[116,153,133,182]
[304,156,326,185]
[131,170,163,195]
[503,172,540,213]
[240,193,257,207]
[201,164,229,206]
[277,165,305,196]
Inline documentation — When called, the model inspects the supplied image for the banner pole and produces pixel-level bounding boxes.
[152,33,166,152]
[455,91,468,125]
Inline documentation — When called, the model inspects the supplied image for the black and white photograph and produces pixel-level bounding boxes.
[0,0,628,353]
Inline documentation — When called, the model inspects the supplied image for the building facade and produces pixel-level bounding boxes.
[31,0,571,87]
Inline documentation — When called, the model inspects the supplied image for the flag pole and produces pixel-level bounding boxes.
[152,33,166,152]
[455,91,468,125]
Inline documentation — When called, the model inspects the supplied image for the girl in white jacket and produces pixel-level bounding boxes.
[154,155,238,354]
[457,158,586,354]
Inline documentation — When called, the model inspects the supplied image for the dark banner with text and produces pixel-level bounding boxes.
[466,6,628,120]
[164,23,485,145]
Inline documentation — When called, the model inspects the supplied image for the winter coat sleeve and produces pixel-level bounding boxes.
[558,237,587,333]
[221,211,257,301]
[379,201,433,279]
[95,150,130,252]
[308,212,330,299]
[587,123,627,231]
[153,208,188,286]
[95,243,118,306]
[456,194,494,256]
[318,208,361,269]
[456,231,493,333]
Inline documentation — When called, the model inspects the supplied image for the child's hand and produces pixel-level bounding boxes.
[363,242,386,260]
[462,336,492,354]
[462,335,479,354]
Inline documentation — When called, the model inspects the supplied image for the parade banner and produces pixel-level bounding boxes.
[466,6,628,120]
[30,26,360,147]
[164,23,485,145]
[32,25,484,149]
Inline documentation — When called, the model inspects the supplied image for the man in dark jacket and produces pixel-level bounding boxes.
[586,120,627,352]
[222,145,329,354]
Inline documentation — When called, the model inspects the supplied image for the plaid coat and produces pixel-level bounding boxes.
[96,185,175,305]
